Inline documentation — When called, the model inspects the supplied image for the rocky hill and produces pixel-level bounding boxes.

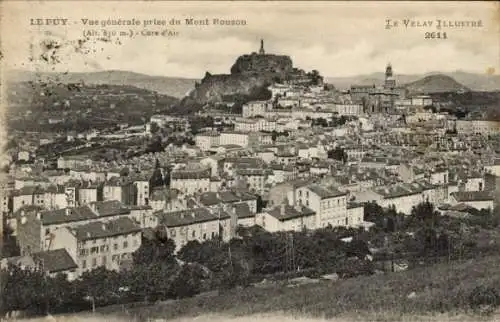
[230,54,293,75]
[176,52,317,113]
[405,74,470,94]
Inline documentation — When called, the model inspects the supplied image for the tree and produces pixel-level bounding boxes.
[133,232,177,266]
[271,130,278,143]
[149,168,165,189]
[2,225,20,258]
[411,201,439,225]
[327,147,347,164]
[150,122,160,135]
[170,264,205,299]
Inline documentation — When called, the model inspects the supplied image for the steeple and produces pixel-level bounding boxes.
[259,39,265,55]
[385,63,393,78]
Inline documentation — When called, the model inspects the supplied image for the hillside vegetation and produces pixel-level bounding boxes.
[405,74,470,94]
[6,70,197,98]
[101,255,500,322]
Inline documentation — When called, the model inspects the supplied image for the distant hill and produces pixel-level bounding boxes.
[6,70,197,99]
[405,74,470,94]
[326,71,500,92]
[6,81,179,133]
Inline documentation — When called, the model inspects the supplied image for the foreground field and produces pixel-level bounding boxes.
[13,255,500,322]
[91,255,500,321]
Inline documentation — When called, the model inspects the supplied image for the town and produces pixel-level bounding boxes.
[1,40,500,318]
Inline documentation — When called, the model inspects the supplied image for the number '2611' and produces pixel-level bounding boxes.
[425,32,448,39]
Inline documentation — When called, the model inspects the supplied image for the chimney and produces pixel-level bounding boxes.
[102,224,106,231]
[280,204,286,216]
[36,212,41,220]
[191,212,196,218]
[86,232,91,238]
[65,208,71,216]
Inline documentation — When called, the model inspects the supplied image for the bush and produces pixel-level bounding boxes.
[468,285,500,315]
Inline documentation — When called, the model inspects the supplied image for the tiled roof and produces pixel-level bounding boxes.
[32,249,78,273]
[267,204,316,221]
[92,200,130,217]
[40,201,130,226]
[451,191,494,202]
[307,184,346,199]
[156,207,230,227]
[171,168,211,180]
[41,205,97,226]
[72,217,141,241]
[232,202,254,219]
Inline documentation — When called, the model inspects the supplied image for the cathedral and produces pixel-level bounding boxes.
[350,63,407,114]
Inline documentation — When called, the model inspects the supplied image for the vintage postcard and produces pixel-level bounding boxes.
[0,1,499,321]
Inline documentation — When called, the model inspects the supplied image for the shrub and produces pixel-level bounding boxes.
[468,285,500,315]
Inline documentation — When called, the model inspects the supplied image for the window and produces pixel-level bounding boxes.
[91,258,97,267]
[90,246,99,254]
[170,229,176,237]
[100,245,106,252]
[113,243,118,251]
[211,231,216,238]
[306,200,309,206]
[192,230,196,238]
[203,233,207,240]
[45,228,50,235]
[102,256,107,265]
[123,241,128,249]
[82,260,87,269]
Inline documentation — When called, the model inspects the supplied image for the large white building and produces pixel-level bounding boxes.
[155,207,232,252]
[51,217,142,276]
[170,166,212,195]
[292,184,350,228]
[455,120,500,136]
[242,101,272,118]
[256,204,316,232]
[219,131,259,148]
[195,132,220,151]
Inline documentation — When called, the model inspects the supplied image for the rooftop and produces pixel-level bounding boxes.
[267,204,316,221]
[307,184,346,199]
[71,217,141,241]
[32,248,78,273]
[156,207,230,227]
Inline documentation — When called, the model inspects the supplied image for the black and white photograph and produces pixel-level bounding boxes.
[0,1,499,321]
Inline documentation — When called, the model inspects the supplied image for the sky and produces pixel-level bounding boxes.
[1,1,499,78]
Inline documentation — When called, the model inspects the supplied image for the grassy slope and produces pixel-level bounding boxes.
[91,255,500,322]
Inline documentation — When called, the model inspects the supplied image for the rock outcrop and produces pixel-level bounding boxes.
[230,53,293,75]
[177,49,317,112]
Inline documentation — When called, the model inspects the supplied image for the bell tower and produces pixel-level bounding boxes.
[259,39,265,55]
[384,63,396,89]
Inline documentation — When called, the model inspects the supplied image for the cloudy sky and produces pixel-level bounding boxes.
[1,1,499,78]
